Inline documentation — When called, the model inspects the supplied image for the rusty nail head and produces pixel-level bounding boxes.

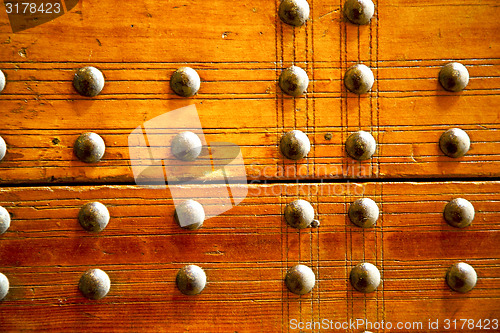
[171,131,202,161]
[439,62,469,92]
[0,273,8,301]
[0,70,5,93]
[310,219,320,228]
[345,130,377,160]
[446,262,477,293]
[78,202,110,233]
[0,206,11,235]
[344,64,374,94]
[0,135,6,162]
[176,265,207,295]
[79,268,111,300]
[74,132,106,163]
[444,198,475,228]
[73,66,105,97]
[280,130,311,160]
[170,67,201,97]
[174,199,205,230]
[349,198,379,228]
[279,0,310,27]
[285,264,315,295]
[285,199,315,229]
[439,128,470,158]
[279,66,309,97]
[344,0,375,25]
[350,262,381,293]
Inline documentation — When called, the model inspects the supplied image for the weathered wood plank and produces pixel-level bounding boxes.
[0,0,498,183]
[0,182,498,331]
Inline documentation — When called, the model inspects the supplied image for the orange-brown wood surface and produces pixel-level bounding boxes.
[0,182,499,332]
[0,0,499,332]
[0,0,499,183]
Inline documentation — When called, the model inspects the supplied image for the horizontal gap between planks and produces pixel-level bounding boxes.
[0,176,499,188]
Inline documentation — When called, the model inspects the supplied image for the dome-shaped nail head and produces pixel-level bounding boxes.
[0,135,6,162]
[280,130,311,160]
[74,132,106,163]
[439,128,470,158]
[0,69,6,94]
[279,66,309,97]
[345,131,377,160]
[79,268,111,300]
[0,273,9,301]
[279,0,310,27]
[78,202,110,232]
[73,66,105,97]
[170,67,201,97]
[176,265,207,295]
[439,62,469,92]
[350,262,381,293]
[171,131,202,161]
[444,198,475,228]
[285,199,315,229]
[174,199,205,230]
[446,262,477,293]
[344,64,374,94]
[285,264,315,295]
[344,0,375,25]
[348,198,379,228]
[0,206,10,235]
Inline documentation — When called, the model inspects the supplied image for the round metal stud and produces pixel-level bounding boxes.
[0,69,5,93]
[344,64,374,94]
[74,132,106,163]
[285,264,315,295]
[0,206,11,235]
[343,0,375,25]
[278,0,310,27]
[348,198,379,228]
[171,131,202,161]
[310,219,320,228]
[279,66,309,97]
[350,262,381,293]
[280,130,311,160]
[79,268,111,300]
[73,66,105,97]
[0,135,6,161]
[170,67,201,97]
[444,198,475,228]
[439,128,470,158]
[285,199,315,229]
[176,265,207,295]
[446,262,477,293]
[439,62,469,92]
[0,273,9,301]
[174,199,205,230]
[78,202,110,232]
[345,131,377,160]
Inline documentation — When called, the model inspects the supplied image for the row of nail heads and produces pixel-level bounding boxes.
[0,261,477,302]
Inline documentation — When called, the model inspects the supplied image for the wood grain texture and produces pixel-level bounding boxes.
[0,0,498,183]
[0,0,499,332]
[0,182,499,332]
